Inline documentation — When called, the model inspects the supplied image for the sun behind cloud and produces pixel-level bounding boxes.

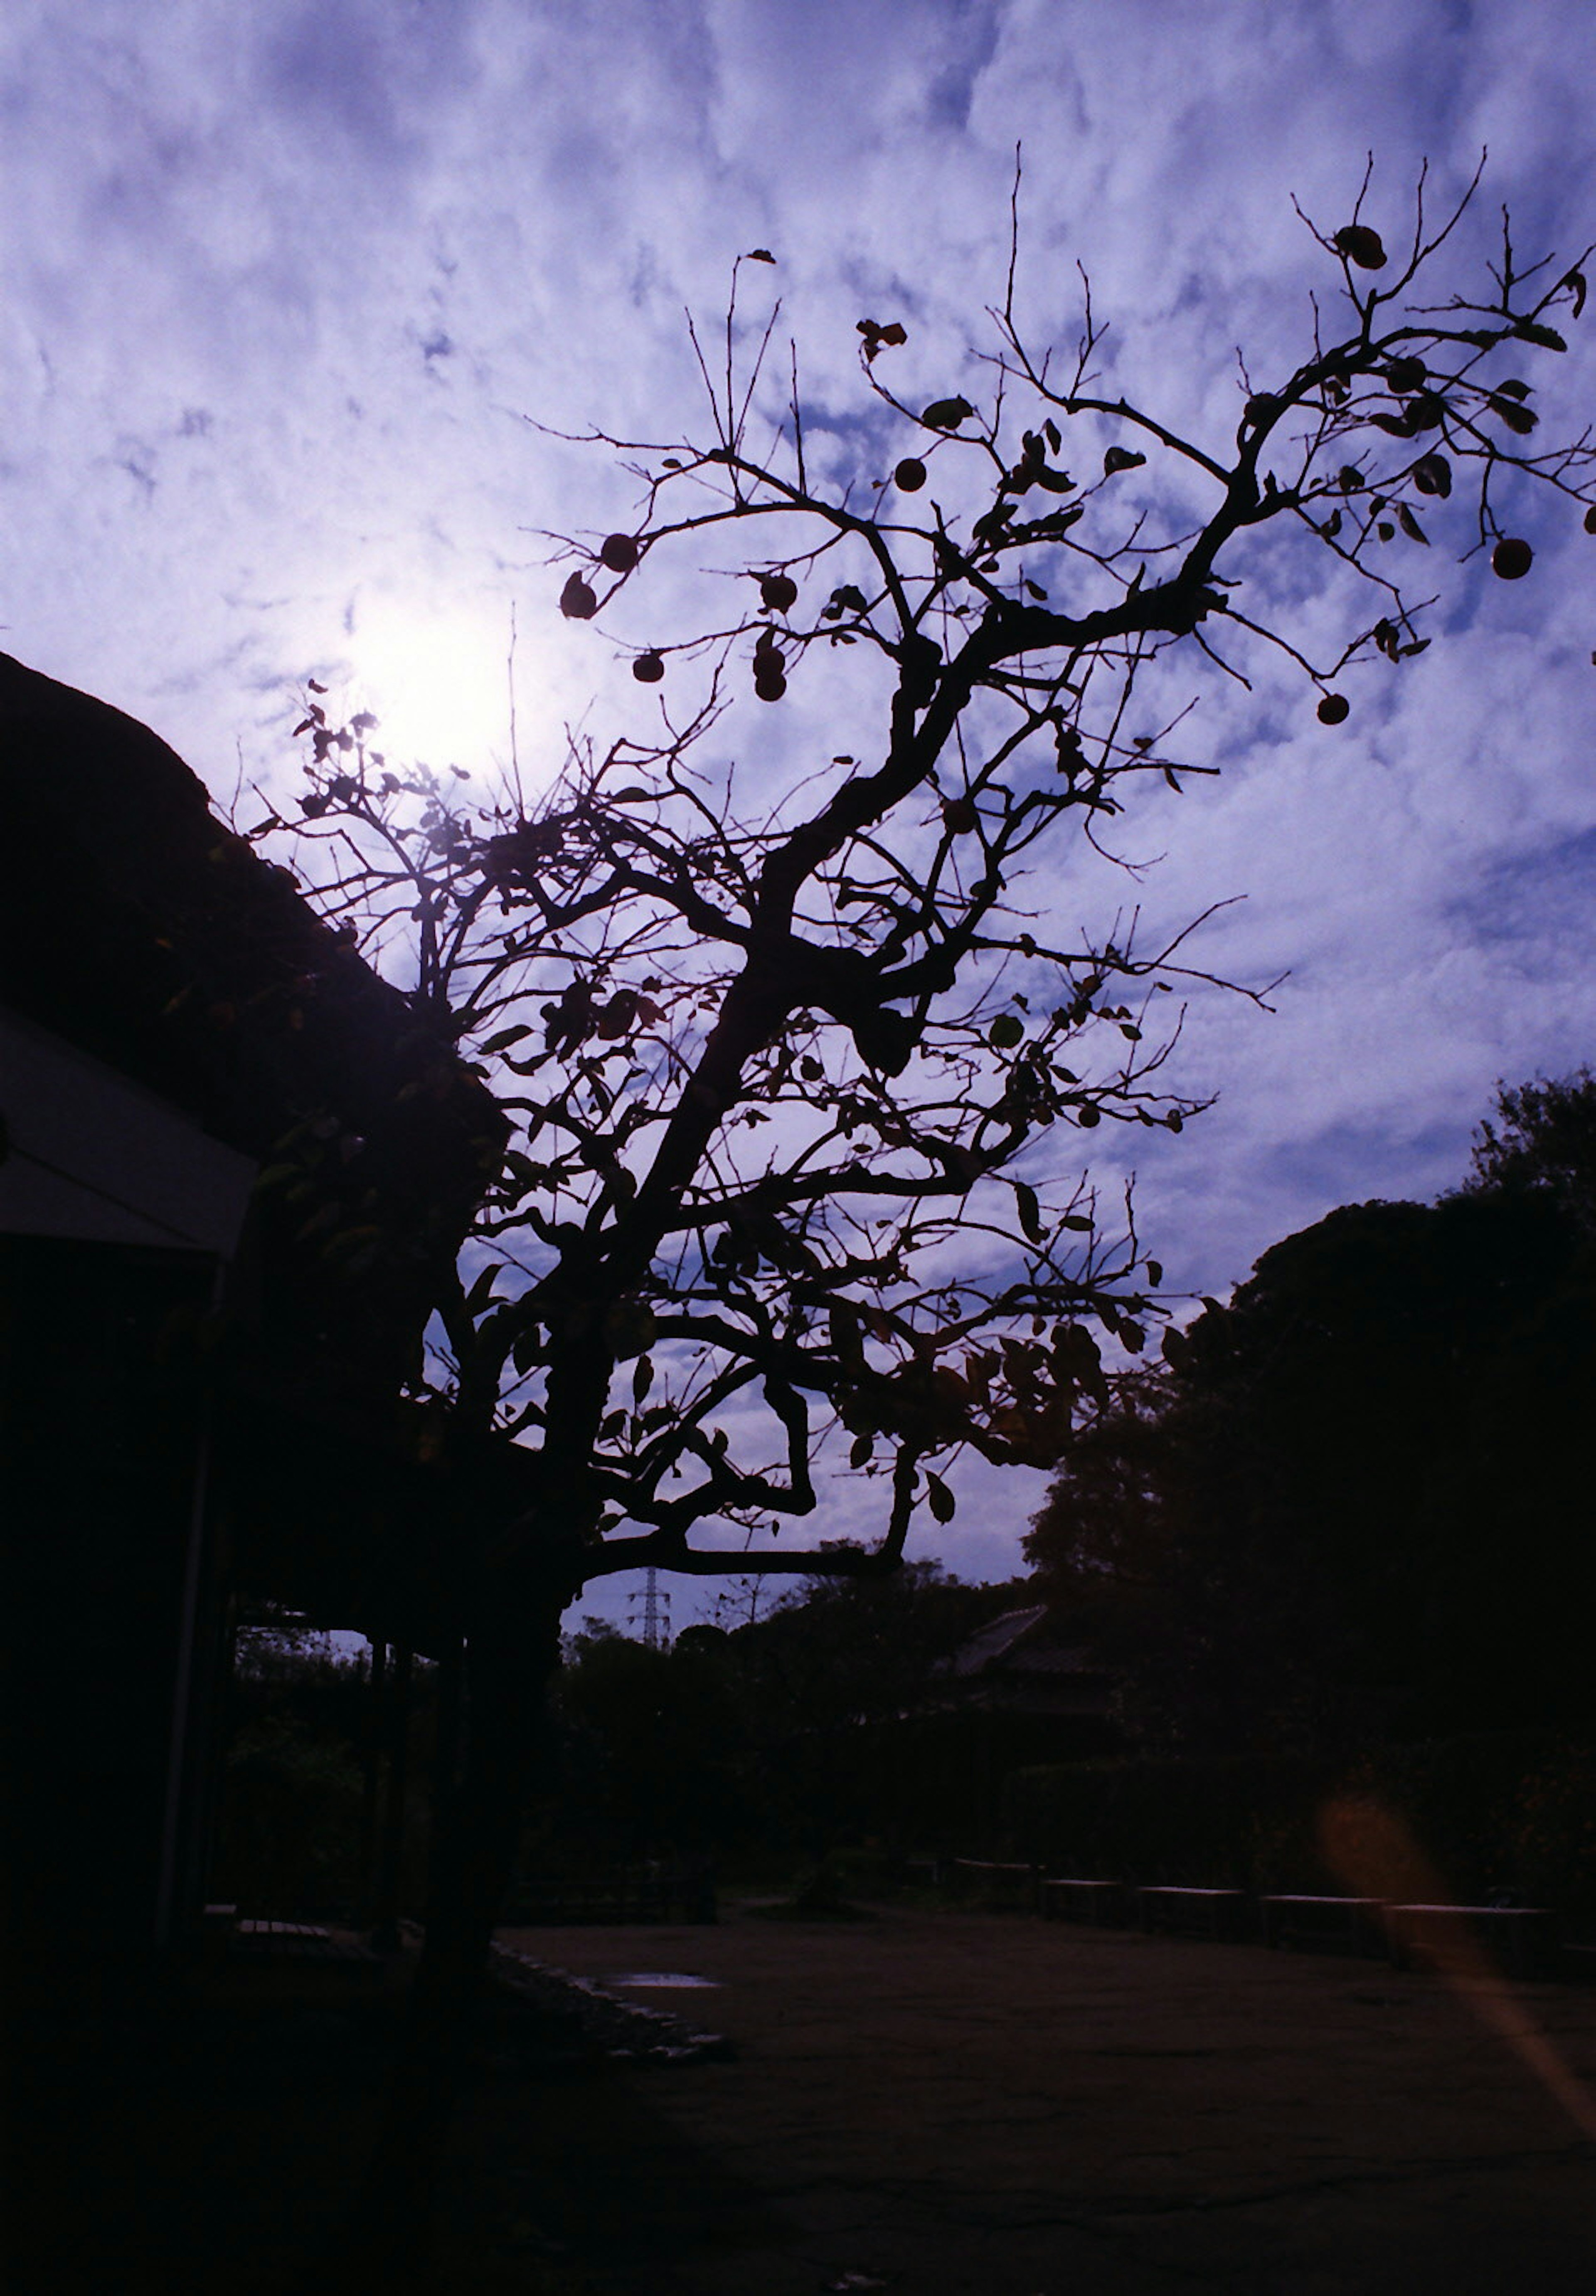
[338,587,522,779]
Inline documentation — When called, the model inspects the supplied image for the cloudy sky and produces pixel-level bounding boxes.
[6,0,1596,1618]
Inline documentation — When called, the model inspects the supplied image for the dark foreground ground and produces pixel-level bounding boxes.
[11,1900,1596,2292]
[500,1903,1596,2294]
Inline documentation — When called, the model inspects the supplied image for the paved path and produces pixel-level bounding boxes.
[499,1903,1596,2293]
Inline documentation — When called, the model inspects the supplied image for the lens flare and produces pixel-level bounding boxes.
[1319,1794,1596,2146]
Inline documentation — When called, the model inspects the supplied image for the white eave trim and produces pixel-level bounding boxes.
[0,1003,256,1256]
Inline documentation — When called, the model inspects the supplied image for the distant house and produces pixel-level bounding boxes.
[825,1601,1130,1858]
[941,1602,1125,1736]
[0,653,511,2002]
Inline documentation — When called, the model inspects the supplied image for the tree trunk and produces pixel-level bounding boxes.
[330,1589,564,2286]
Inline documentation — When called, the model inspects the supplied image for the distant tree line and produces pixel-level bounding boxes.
[207,1571,1030,1902]
[536,1564,1025,1871]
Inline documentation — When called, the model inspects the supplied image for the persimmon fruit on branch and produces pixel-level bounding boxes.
[262,160,1594,1602]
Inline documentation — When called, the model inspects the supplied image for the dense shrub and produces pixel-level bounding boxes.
[1511,1741,1596,1916]
[209,1625,437,1921]
[1004,1753,1338,1889]
[211,1712,366,1918]
[1003,1734,1596,1907]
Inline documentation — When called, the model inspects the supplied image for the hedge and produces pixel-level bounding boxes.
[1002,1732,1596,1910]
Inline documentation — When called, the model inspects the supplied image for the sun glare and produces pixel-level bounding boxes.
[340,594,522,781]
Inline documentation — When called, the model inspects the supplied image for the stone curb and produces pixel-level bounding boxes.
[488,1941,734,2064]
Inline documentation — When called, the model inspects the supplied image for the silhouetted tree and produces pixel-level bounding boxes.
[1461,1067,1596,1231]
[1028,1087,1596,1751]
[548,1564,1022,1866]
[257,169,1596,2274]
[547,1621,749,1857]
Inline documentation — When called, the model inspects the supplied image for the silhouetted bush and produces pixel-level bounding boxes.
[209,1620,437,1920]
[1004,1752,1338,1889]
[1003,1733,1596,1909]
[211,1711,365,1918]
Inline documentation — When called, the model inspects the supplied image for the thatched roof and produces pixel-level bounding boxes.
[1,655,530,1644]
[0,651,506,1408]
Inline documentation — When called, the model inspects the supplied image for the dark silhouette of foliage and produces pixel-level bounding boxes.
[1461,1067,1596,1230]
[544,1621,749,1857]
[1027,1077,1596,1753]
[544,1563,1023,1866]
[731,1559,1017,1731]
[211,1609,437,1923]
[248,169,1596,2274]
[708,1561,1024,1857]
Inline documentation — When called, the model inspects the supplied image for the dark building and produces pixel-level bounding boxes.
[939,1601,1126,1738]
[0,653,507,2015]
